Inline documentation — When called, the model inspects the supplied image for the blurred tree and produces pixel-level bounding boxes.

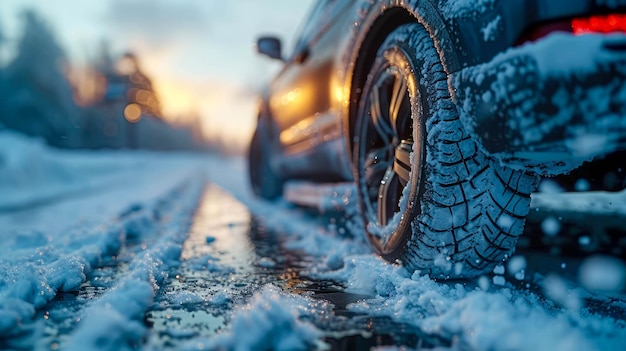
[0,13,5,61]
[117,52,162,118]
[0,15,6,129]
[0,20,4,130]
[74,41,127,149]
[0,10,81,148]
[0,16,4,61]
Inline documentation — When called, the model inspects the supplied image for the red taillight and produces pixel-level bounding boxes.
[517,14,626,46]
[572,14,626,35]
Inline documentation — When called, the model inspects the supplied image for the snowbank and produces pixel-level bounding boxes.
[0,131,78,209]
[0,130,193,211]
[0,130,207,344]
[326,256,626,351]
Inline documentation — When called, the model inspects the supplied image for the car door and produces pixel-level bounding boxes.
[268,0,355,178]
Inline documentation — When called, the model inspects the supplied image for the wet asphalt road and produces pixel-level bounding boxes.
[144,184,441,350]
[15,182,626,350]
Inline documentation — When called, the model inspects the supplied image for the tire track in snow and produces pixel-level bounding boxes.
[1,173,206,350]
[61,175,205,350]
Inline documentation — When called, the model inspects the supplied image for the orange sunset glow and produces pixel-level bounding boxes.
[1,0,311,153]
[151,76,257,148]
[66,52,257,151]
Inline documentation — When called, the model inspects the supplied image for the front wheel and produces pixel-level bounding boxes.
[354,24,539,279]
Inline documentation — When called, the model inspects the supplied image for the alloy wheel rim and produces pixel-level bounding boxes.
[360,65,417,240]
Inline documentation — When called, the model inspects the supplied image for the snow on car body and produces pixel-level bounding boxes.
[249,0,626,278]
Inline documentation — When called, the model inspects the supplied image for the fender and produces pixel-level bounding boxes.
[340,0,463,161]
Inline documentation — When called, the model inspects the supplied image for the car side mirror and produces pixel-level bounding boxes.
[256,36,283,61]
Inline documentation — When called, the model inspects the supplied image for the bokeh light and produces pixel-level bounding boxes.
[124,103,142,123]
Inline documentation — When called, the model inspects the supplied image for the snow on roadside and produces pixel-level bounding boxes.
[0,130,173,211]
[323,255,626,351]
[297,231,625,350]
[0,131,208,344]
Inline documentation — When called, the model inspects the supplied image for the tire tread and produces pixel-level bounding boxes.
[382,24,539,278]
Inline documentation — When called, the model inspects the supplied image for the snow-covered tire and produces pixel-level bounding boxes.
[249,118,283,199]
[354,23,540,279]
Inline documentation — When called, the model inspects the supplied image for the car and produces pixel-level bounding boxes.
[249,0,626,279]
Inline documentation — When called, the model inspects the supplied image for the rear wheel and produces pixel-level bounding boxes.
[249,118,283,199]
[354,24,539,278]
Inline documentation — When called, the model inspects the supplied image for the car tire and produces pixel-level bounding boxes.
[354,23,540,278]
[249,118,283,199]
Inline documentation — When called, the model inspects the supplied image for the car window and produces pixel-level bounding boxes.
[291,0,347,57]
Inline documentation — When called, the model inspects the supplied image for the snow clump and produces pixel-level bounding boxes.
[185,285,323,351]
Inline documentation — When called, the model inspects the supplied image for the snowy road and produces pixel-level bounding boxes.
[0,132,625,350]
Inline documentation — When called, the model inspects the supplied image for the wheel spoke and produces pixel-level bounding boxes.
[389,75,407,133]
[370,81,394,143]
[377,166,402,226]
[394,140,413,186]
[364,147,391,188]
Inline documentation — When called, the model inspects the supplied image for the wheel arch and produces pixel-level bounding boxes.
[344,1,461,160]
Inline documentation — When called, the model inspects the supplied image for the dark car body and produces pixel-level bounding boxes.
[259,0,626,182]
[251,0,626,278]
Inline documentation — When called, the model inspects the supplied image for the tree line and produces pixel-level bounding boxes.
[0,10,205,151]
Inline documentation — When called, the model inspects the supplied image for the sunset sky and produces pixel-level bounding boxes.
[0,0,315,149]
